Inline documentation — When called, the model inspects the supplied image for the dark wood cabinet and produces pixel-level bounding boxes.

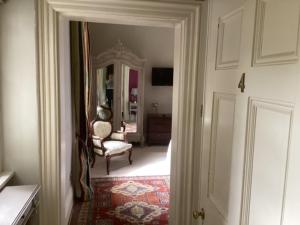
[147,114,172,145]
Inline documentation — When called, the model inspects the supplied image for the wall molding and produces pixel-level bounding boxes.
[216,8,243,70]
[240,97,294,225]
[37,1,204,225]
[252,0,300,66]
[208,92,236,220]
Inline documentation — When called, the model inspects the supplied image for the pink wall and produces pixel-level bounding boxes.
[129,69,138,101]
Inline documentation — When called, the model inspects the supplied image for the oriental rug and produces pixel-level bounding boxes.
[70,176,170,225]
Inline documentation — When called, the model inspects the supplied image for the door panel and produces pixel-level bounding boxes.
[253,0,300,66]
[197,0,300,224]
[208,93,236,221]
[240,99,294,225]
[197,1,245,225]
[216,8,243,69]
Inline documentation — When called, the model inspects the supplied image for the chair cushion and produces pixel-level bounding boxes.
[103,141,132,156]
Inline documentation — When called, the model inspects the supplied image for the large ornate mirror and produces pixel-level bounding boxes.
[93,41,145,143]
[96,64,114,110]
[121,64,139,133]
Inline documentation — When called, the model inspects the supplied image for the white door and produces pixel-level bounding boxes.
[194,0,300,225]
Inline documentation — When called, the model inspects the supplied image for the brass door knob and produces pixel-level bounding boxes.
[193,208,205,220]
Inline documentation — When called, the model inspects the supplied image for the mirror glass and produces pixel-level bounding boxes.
[121,64,138,133]
[96,64,114,112]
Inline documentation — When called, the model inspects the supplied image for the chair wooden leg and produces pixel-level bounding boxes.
[91,155,96,168]
[128,149,133,165]
[106,156,111,175]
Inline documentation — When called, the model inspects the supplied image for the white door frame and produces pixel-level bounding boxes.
[37,0,206,225]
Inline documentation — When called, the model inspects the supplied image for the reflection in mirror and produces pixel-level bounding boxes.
[96,105,112,121]
[122,65,138,133]
[96,64,114,112]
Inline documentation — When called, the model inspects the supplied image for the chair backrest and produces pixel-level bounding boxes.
[91,105,113,140]
[92,120,112,139]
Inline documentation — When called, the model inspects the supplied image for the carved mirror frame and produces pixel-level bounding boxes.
[92,41,146,143]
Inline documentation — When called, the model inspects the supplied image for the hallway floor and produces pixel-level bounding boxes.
[91,145,171,178]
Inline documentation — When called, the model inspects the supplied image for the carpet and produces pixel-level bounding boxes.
[70,176,170,225]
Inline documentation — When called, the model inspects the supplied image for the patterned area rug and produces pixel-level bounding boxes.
[71,176,170,225]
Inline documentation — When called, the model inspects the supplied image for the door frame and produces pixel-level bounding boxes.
[37,0,206,225]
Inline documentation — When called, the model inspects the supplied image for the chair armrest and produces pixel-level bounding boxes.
[92,135,101,140]
[90,135,104,148]
[121,121,126,132]
[110,131,127,141]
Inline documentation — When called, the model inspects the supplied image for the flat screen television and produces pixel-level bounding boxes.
[152,67,173,86]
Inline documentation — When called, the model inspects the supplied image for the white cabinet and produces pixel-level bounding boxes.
[0,185,40,225]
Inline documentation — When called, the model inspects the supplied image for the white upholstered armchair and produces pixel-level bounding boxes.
[89,106,133,175]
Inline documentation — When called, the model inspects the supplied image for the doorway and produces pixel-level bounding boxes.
[69,22,173,224]
[37,1,205,225]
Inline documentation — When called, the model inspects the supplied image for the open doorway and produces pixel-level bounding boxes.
[38,1,203,224]
[70,22,174,225]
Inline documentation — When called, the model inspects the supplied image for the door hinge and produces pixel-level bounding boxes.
[200,104,203,117]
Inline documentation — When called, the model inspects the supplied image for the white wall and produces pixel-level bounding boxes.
[0,1,5,173]
[0,5,2,171]
[89,23,174,117]
[0,0,40,184]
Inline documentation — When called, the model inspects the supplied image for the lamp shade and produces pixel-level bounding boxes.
[131,88,138,96]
